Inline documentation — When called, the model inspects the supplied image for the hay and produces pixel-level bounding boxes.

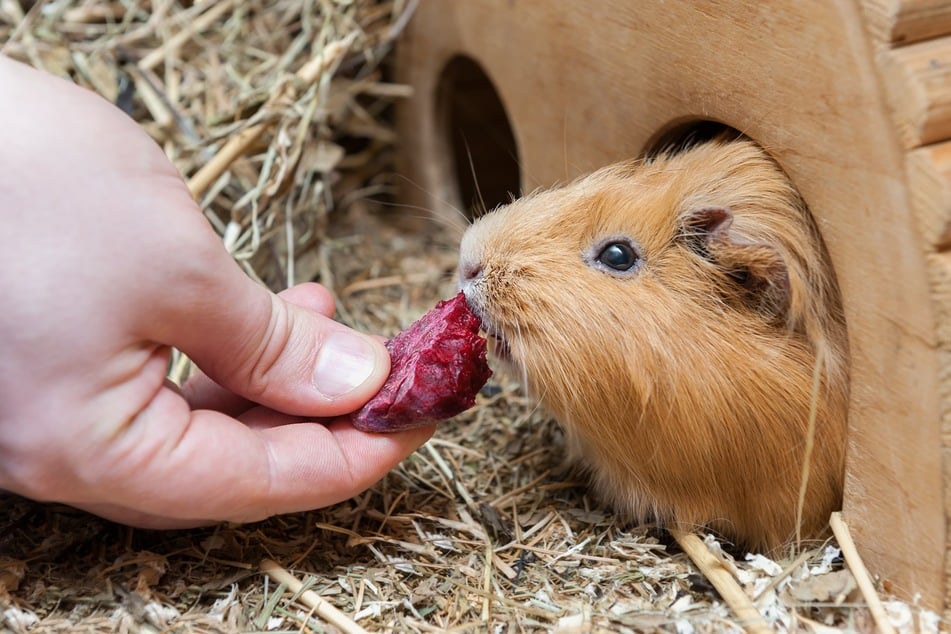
[0,2,940,632]
[3,0,411,294]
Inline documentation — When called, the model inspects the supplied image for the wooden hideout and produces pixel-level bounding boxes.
[394,0,951,620]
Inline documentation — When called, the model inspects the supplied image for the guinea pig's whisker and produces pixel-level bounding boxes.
[388,173,473,229]
[373,199,470,236]
[461,138,507,222]
[508,320,531,390]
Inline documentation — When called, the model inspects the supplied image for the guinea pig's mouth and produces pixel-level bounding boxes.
[462,289,514,363]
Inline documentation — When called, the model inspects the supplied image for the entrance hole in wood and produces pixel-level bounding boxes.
[644,119,742,157]
[437,55,521,219]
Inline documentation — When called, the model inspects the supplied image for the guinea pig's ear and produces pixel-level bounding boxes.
[682,207,791,322]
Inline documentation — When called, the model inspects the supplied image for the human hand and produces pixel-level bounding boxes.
[0,55,433,528]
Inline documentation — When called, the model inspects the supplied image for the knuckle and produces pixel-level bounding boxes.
[236,296,294,399]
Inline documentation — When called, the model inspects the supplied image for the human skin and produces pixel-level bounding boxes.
[0,55,433,529]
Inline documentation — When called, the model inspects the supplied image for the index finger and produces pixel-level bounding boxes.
[70,386,434,525]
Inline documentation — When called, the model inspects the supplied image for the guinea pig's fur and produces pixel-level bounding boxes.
[458,136,849,552]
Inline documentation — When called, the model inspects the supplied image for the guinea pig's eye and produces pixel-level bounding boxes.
[586,237,643,276]
[598,242,638,270]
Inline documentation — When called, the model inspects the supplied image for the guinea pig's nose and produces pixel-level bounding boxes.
[459,259,483,282]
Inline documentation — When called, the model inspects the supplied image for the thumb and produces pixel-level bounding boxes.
[148,215,390,417]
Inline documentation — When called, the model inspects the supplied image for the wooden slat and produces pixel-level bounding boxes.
[926,258,951,611]
[947,443,951,626]
[866,4,951,625]
[930,255,951,374]
[861,0,951,45]
[908,140,951,250]
[880,35,951,148]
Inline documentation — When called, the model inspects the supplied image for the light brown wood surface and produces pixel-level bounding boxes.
[908,141,951,248]
[395,0,948,616]
[881,35,951,147]
[862,0,951,43]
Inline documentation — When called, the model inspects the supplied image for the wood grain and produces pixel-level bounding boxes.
[861,0,951,44]
[880,35,951,148]
[908,141,951,249]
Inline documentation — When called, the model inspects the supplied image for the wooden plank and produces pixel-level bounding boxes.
[396,0,946,612]
[889,65,951,626]
[880,35,951,148]
[861,0,951,45]
[947,442,951,626]
[908,141,951,250]
[925,254,951,628]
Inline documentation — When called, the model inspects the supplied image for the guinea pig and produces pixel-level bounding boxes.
[457,136,849,552]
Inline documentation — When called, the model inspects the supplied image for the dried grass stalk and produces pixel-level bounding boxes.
[260,559,368,634]
[830,513,899,634]
[670,529,772,634]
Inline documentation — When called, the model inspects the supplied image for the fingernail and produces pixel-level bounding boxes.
[314,332,380,399]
